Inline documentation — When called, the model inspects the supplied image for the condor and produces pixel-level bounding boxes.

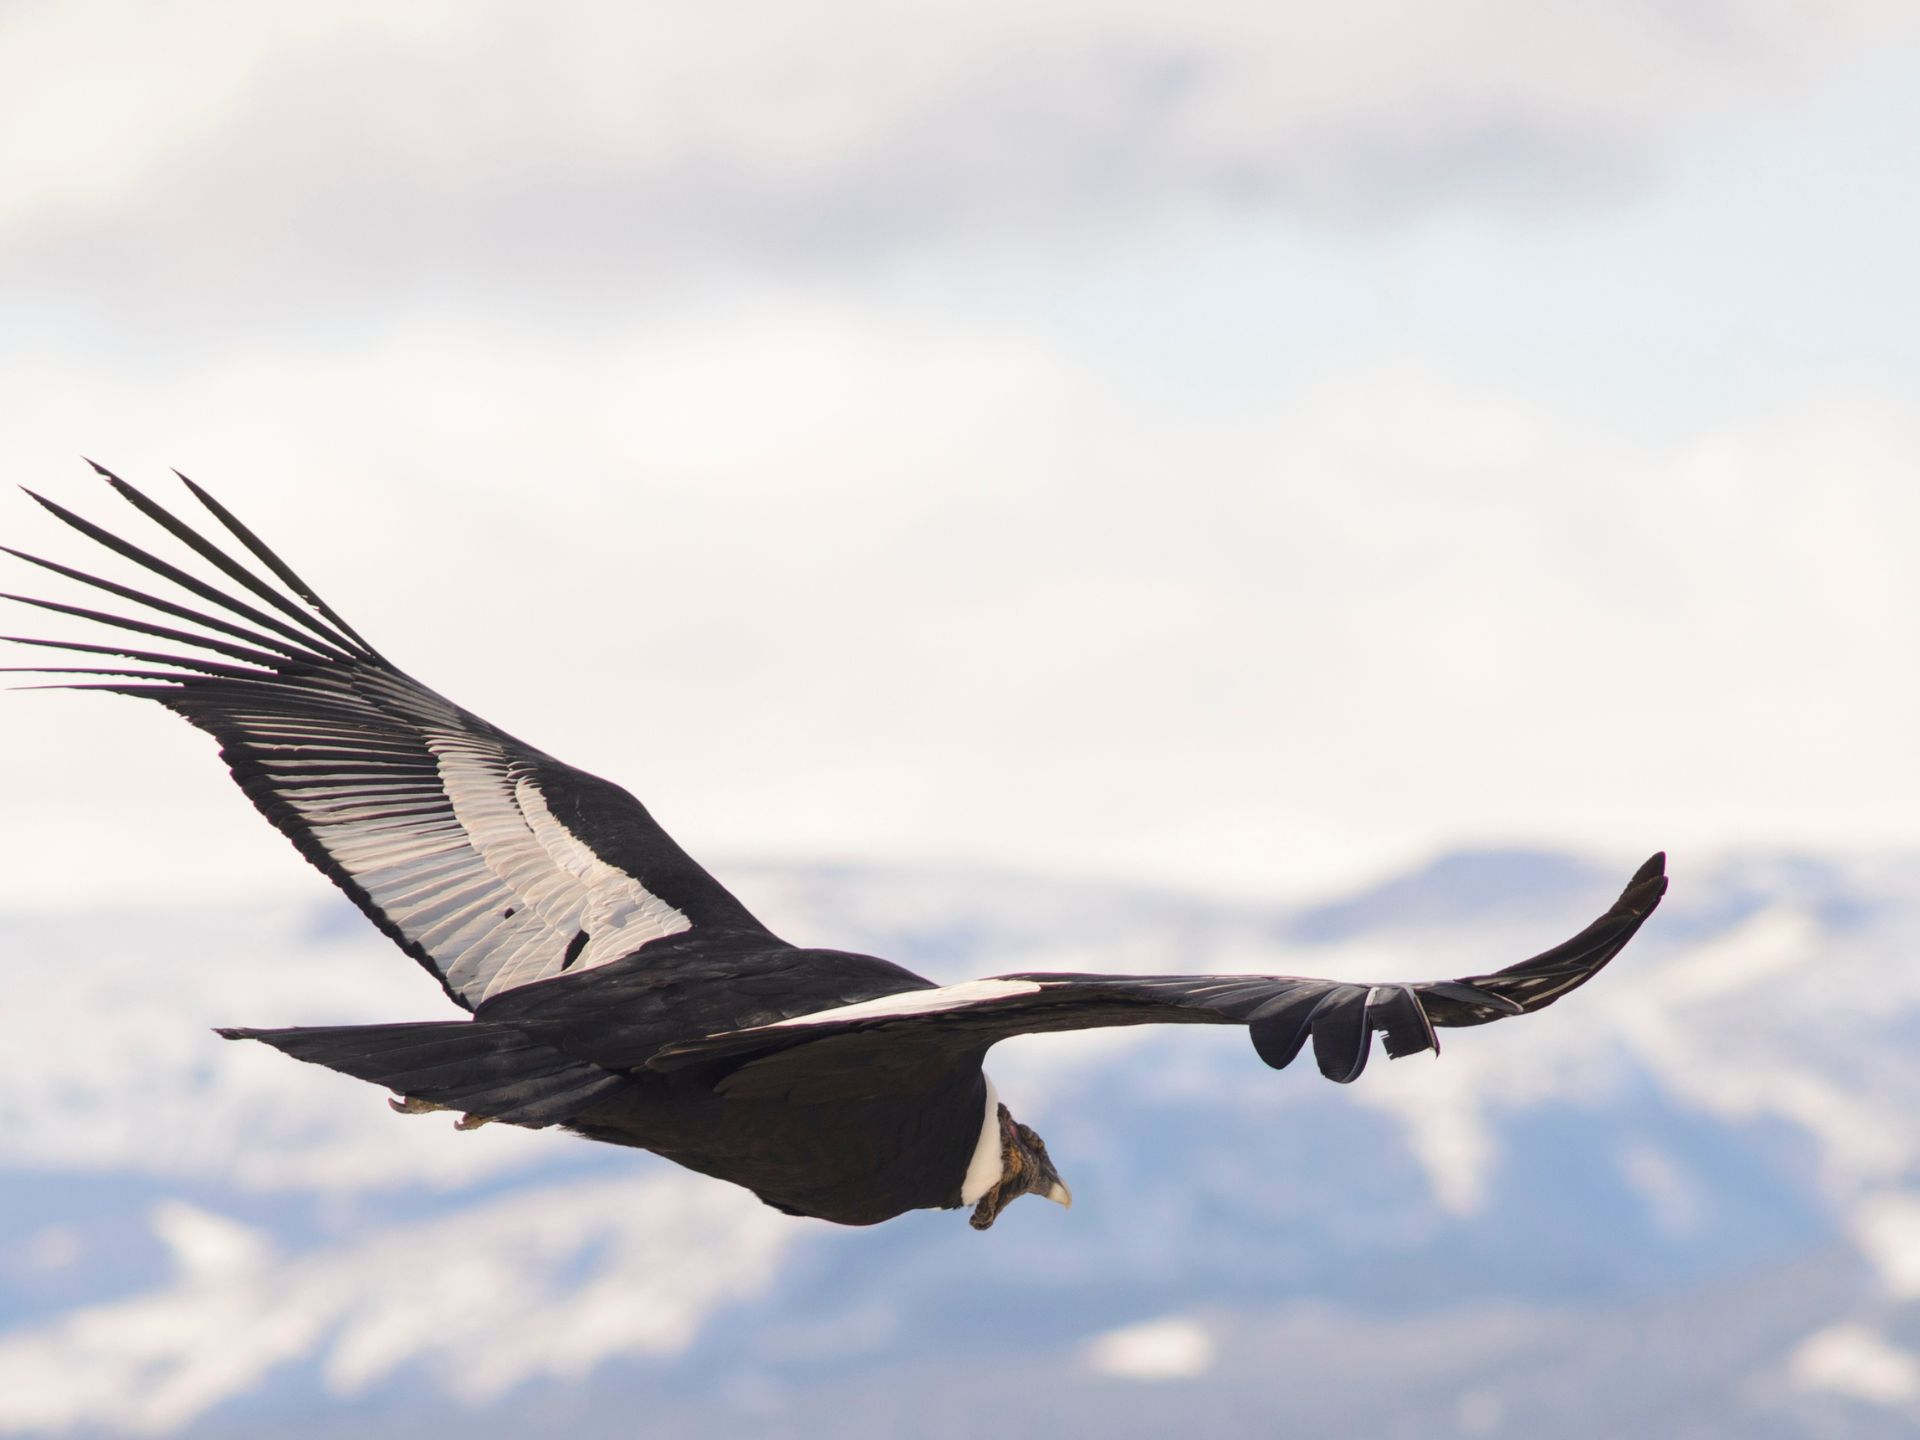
[5,467,1667,1229]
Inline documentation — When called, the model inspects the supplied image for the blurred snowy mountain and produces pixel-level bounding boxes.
[7,849,1920,1437]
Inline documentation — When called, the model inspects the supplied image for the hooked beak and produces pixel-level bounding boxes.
[969,1170,1073,1229]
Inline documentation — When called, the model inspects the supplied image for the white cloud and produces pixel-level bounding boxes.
[1850,1192,1920,1300]
[1083,1314,1215,1381]
[148,1203,275,1286]
[2,0,1915,317]
[0,1176,803,1434]
[1789,1323,1920,1407]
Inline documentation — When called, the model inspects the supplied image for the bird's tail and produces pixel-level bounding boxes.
[217,1020,629,1127]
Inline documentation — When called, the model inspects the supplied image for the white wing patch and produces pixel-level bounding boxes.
[767,979,1046,1029]
[256,720,691,1006]
[3,475,761,1013]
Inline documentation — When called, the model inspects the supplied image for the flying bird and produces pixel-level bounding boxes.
[6,467,1667,1229]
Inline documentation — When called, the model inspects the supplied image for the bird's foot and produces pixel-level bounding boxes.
[389,1094,491,1129]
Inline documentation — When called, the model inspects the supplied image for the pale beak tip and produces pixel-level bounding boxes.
[1046,1180,1073,1210]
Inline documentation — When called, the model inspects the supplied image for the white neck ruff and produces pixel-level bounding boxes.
[960,1076,1002,1205]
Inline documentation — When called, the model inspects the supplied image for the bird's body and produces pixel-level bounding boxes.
[566,1046,997,1226]
[262,936,1004,1226]
[7,468,1667,1229]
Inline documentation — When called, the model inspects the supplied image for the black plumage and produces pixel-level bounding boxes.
[7,467,1668,1229]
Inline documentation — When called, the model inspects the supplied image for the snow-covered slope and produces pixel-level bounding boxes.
[6,850,1920,1437]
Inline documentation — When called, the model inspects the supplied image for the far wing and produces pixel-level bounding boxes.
[5,468,774,1010]
[650,853,1666,1096]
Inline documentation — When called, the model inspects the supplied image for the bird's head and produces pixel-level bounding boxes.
[968,1104,1072,1230]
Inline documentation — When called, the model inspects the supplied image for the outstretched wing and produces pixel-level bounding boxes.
[5,466,773,1009]
[651,854,1666,1097]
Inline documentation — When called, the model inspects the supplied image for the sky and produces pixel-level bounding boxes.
[3,1,1920,914]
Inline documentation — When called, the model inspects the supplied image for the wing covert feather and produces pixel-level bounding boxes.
[651,853,1667,1088]
[6,469,772,1009]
